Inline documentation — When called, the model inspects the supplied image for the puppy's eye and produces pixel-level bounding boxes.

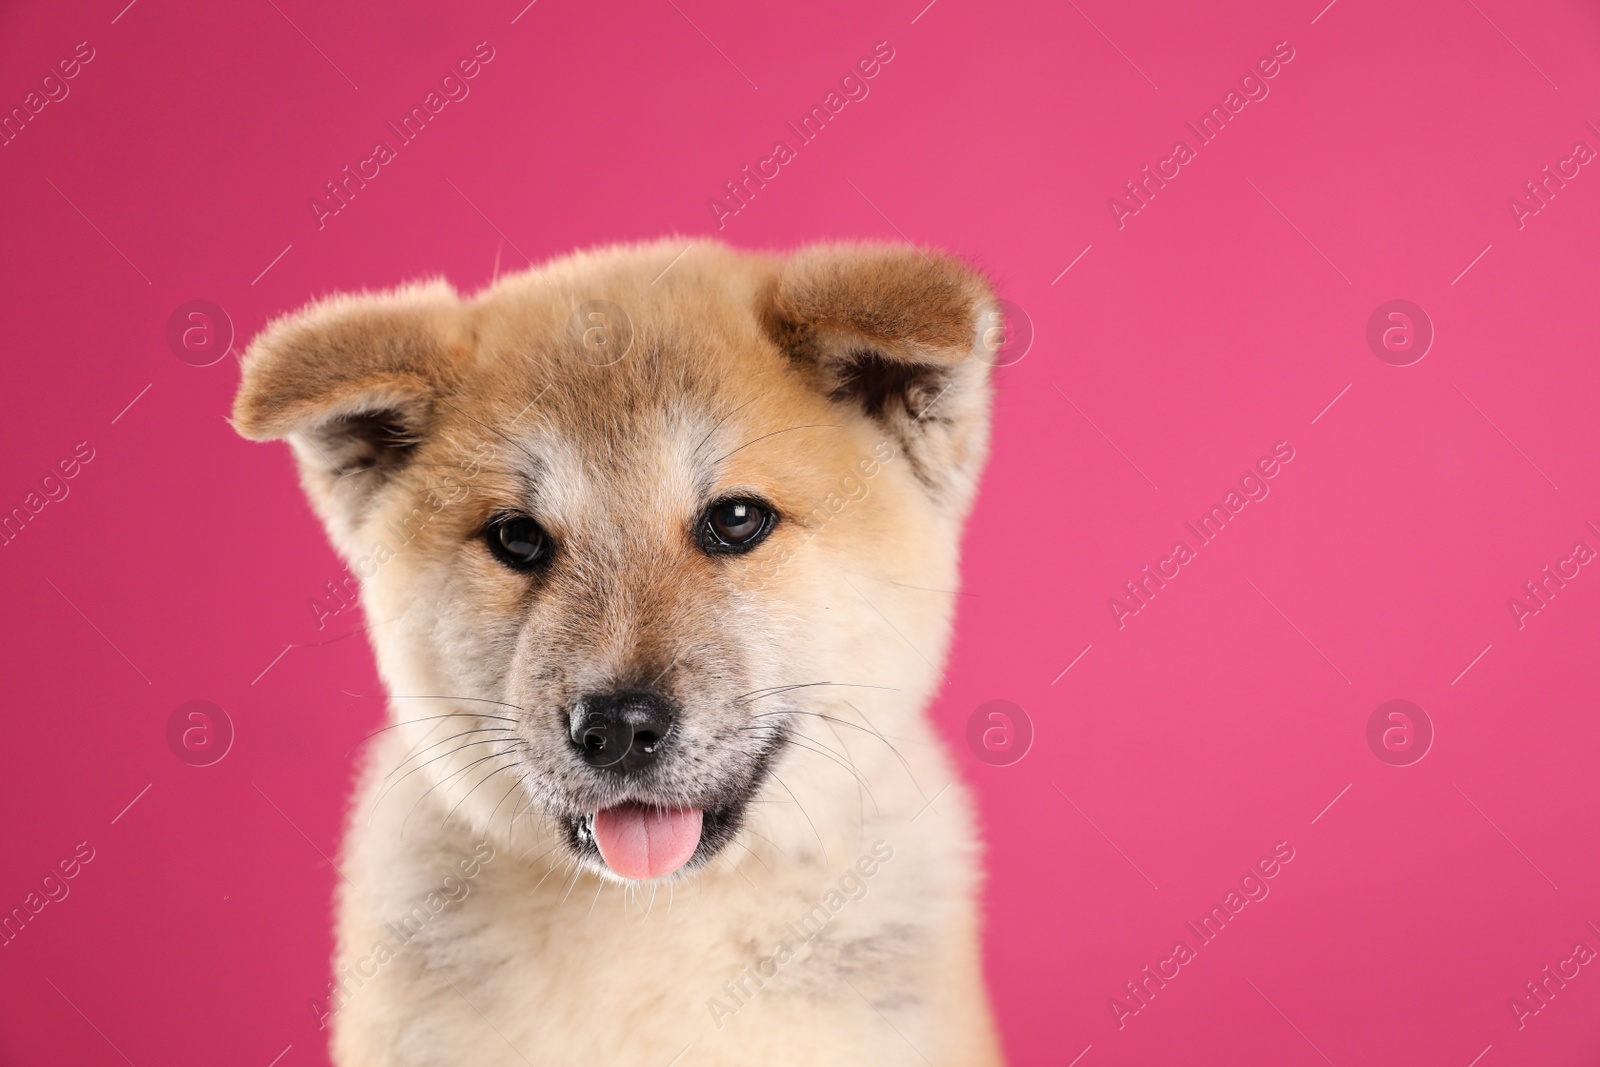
[702,498,773,553]
[485,515,551,570]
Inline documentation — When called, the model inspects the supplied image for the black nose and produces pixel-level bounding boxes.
[570,691,677,774]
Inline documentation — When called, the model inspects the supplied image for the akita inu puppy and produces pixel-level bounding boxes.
[233,239,1006,1066]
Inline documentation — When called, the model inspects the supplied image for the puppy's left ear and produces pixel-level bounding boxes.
[762,243,1000,510]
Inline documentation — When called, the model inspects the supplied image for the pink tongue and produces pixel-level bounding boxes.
[592,804,703,880]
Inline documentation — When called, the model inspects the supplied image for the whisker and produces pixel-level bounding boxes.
[841,699,929,804]
[754,704,923,799]
[811,708,869,833]
[508,792,547,843]
[341,711,521,758]
[335,460,527,483]
[376,737,525,809]
[726,835,771,877]
[379,740,516,827]
[691,396,759,461]
[771,734,878,810]
[752,709,909,744]
[402,749,528,838]
[731,681,900,705]
[728,854,760,889]
[437,397,546,477]
[527,847,569,891]
[557,862,585,907]
[738,825,791,862]
[384,727,523,782]
[714,423,840,465]
[768,770,826,863]
[754,706,920,803]
[876,578,979,597]
[344,691,534,716]
[443,753,527,829]
[489,776,526,842]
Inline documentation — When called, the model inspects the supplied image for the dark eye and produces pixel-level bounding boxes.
[485,515,551,570]
[702,498,774,553]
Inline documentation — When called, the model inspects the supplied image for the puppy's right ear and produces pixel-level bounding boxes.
[231,280,469,549]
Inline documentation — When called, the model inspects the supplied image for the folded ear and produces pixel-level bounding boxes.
[761,243,999,510]
[231,279,470,551]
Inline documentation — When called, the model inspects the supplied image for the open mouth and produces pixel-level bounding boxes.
[592,804,702,879]
[566,801,748,881]
[559,722,787,881]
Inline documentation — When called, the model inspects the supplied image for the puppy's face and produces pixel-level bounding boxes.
[234,241,996,881]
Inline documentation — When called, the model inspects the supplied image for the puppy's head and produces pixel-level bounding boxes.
[234,240,998,881]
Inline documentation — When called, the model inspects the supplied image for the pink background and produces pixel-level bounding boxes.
[3,0,1599,1063]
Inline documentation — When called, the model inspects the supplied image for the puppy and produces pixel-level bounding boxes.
[232,239,1006,1066]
